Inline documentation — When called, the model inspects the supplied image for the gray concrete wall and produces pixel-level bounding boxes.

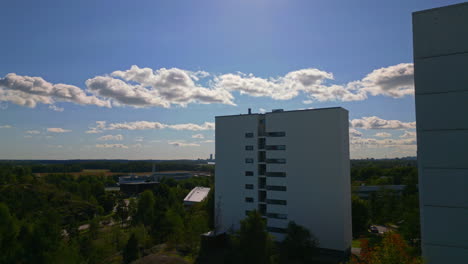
[413,3,468,263]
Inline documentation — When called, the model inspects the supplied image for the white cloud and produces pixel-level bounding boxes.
[97,134,123,141]
[86,65,235,108]
[135,137,144,142]
[0,63,415,111]
[192,134,204,139]
[400,131,417,138]
[48,105,64,112]
[357,63,414,98]
[26,130,40,134]
[201,139,215,143]
[0,124,12,128]
[95,143,128,149]
[88,121,215,131]
[349,128,362,138]
[168,140,200,147]
[47,127,72,133]
[351,137,416,146]
[375,132,392,138]
[0,73,110,108]
[214,63,413,103]
[350,116,416,130]
[259,108,267,114]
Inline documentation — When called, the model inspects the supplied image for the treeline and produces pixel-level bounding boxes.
[0,161,214,174]
[351,166,417,185]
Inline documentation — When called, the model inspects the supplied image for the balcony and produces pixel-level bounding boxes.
[266,158,286,164]
[259,204,267,215]
[258,177,266,189]
[258,164,266,176]
[258,190,266,203]
[258,138,266,150]
[258,151,266,163]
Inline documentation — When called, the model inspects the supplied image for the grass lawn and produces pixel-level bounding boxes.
[352,239,361,248]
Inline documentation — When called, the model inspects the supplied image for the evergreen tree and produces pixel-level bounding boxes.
[279,221,318,264]
[0,203,19,264]
[123,233,139,264]
[237,211,275,264]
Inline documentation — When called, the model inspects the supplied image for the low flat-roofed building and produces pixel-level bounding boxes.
[151,171,193,181]
[183,186,211,206]
[119,175,155,185]
[120,182,158,196]
[354,185,407,199]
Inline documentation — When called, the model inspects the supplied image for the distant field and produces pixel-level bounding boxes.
[35,170,208,177]
[35,171,152,177]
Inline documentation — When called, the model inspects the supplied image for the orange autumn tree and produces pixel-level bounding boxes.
[350,232,423,264]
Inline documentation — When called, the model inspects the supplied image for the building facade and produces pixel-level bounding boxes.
[215,107,351,255]
[413,3,468,263]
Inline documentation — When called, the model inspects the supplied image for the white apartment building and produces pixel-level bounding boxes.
[215,107,351,255]
[413,3,468,263]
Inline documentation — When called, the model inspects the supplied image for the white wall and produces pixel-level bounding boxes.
[215,114,260,232]
[413,3,468,263]
[264,108,351,251]
[215,108,351,253]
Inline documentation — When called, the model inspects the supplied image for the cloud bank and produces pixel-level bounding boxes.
[350,116,416,130]
[87,121,215,133]
[0,73,110,108]
[1,63,414,110]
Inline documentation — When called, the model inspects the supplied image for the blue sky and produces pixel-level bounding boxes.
[0,0,463,159]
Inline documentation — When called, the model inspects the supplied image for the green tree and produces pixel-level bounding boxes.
[123,233,139,264]
[352,195,370,236]
[237,210,275,264]
[279,221,319,264]
[31,210,62,264]
[0,203,19,264]
[89,217,100,240]
[164,208,185,247]
[135,190,155,226]
[184,210,209,253]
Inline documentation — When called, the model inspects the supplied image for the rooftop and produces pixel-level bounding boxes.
[183,186,211,204]
[215,107,346,118]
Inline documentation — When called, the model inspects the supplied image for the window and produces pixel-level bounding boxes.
[245,145,254,151]
[267,185,287,191]
[266,145,286,150]
[266,172,286,178]
[245,158,254,163]
[266,158,286,164]
[245,132,254,138]
[266,199,287,205]
[267,227,287,233]
[266,213,288,219]
[245,197,254,203]
[245,171,254,176]
[267,132,285,137]
[245,184,254,190]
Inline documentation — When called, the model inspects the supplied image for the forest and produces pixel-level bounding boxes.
[0,160,422,264]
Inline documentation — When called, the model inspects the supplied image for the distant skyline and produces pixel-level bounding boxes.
[0,0,464,159]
